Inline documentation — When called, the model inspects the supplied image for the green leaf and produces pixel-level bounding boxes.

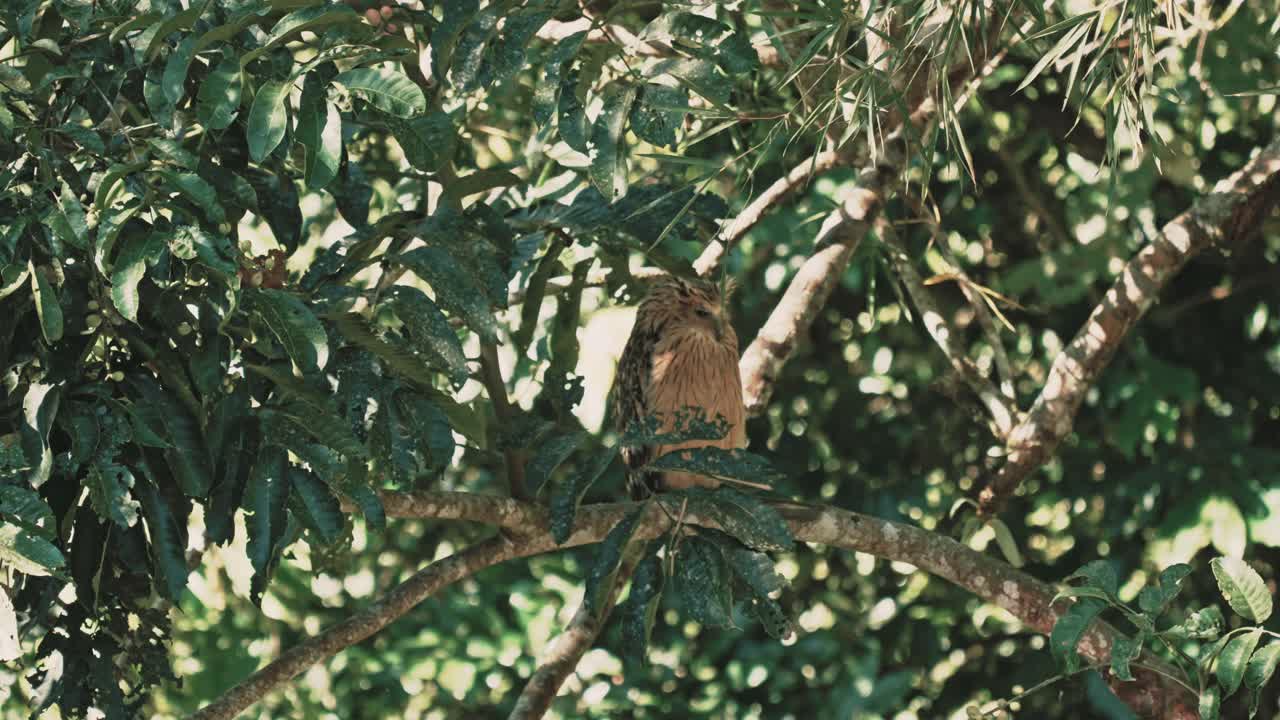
[333,67,425,118]
[290,468,344,545]
[1050,598,1106,672]
[395,393,456,480]
[244,445,291,605]
[29,263,62,343]
[0,486,54,538]
[369,390,415,486]
[526,431,585,496]
[386,286,468,386]
[49,180,89,252]
[1218,629,1263,697]
[1139,563,1193,615]
[989,517,1024,568]
[550,450,615,546]
[708,531,792,639]
[1200,684,1220,720]
[1163,605,1224,641]
[1246,641,1280,689]
[620,407,732,446]
[246,288,331,374]
[646,447,785,489]
[557,63,589,152]
[86,462,140,529]
[170,226,238,278]
[0,523,64,577]
[242,5,359,66]
[19,383,59,489]
[111,231,166,323]
[1066,559,1119,598]
[589,83,638,202]
[1110,632,1142,682]
[1211,557,1272,623]
[675,534,734,627]
[630,84,687,147]
[143,0,210,62]
[247,79,291,162]
[149,138,198,169]
[397,246,499,342]
[160,171,225,224]
[0,588,17,661]
[449,8,498,91]
[128,375,213,496]
[344,479,385,530]
[681,487,793,552]
[585,508,642,614]
[135,472,189,603]
[619,543,664,666]
[390,111,456,172]
[197,55,242,130]
[297,70,341,190]
[162,34,197,104]
[533,31,585,126]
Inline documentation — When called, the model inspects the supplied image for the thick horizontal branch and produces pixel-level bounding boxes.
[196,491,1195,719]
[978,136,1280,516]
[739,185,883,416]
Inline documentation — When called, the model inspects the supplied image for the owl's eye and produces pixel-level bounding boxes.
[694,308,713,318]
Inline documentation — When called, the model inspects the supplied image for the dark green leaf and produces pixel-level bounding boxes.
[48,180,88,252]
[245,288,331,374]
[390,111,456,172]
[290,467,344,544]
[0,486,54,538]
[646,447,785,488]
[29,263,63,343]
[0,523,65,577]
[1218,629,1263,697]
[128,375,213,496]
[334,67,425,118]
[1110,632,1142,682]
[387,286,468,386]
[1163,605,1224,641]
[397,246,499,342]
[162,34,197,104]
[1245,642,1280,691]
[86,462,140,529]
[1200,684,1221,720]
[619,543,664,666]
[585,508,642,614]
[557,63,589,152]
[533,31,585,126]
[1050,598,1106,672]
[589,83,637,202]
[1066,559,1119,598]
[676,534,734,627]
[297,71,341,190]
[197,55,242,130]
[149,138,198,169]
[244,445,291,605]
[170,226,238,278]
[526,431,585,496]
[20,383,59,488]
[630,84,687,147]
[135,473,189,603]
[681,487,793,552]
[160,171,225,224]
[1212,557,1272,622]
[247,79,290,162]
[550,450,614,546]
[449,8,498,91]
[1139,563,1193,615]
[396,393,456,481]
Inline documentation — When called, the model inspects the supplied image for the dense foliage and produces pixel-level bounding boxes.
[0,1,1278,718]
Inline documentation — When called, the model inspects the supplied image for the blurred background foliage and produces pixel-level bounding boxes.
[1,0,1279,718]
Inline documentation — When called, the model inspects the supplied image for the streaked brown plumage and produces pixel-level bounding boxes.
[611,275,746,497]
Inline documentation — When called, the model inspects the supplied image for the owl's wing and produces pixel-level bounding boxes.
[612,324,657,495]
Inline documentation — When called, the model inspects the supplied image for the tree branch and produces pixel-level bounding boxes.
[480,341,528,500]
[978,136,1280,517]
[739,184,884,416]
[879,217,1017,437]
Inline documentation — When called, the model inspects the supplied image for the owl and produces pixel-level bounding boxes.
[610,275,747,498]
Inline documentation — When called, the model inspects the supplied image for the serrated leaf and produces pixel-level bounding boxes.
[681,487,792,552]
[676,535,733,627]
[619,543,663,666]
[1218,629,1263,697]
[244,445,290,605]
[550,450,615,545]
[162,34,197,104]
[197,55,242,130]
[589,83,637,202]
[135,473,189,603]
[247,79,290,162]
[526,431,585,496]
[1139,563,1193,615]
[646,447,784,489]
[1110,632,1142,682]
[585,508,642,614]
[0,523,64,577]
[386,286,468,386]
[297,71,341,190]
[1050,598,1106,672]
[1212,557,1272,623]
[29,263,62,343]
[334,67,425,118]
[397,246,498,342]
[111,231,166,323]
[1245,642,1280,690]
[290,468,344,544]
[1066,559,1119,598]
[246,288,331,374]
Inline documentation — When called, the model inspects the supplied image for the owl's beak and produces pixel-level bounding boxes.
[712,316,725,340]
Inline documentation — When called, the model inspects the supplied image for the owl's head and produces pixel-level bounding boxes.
[640,275,736,344]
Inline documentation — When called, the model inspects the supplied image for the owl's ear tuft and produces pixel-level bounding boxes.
[719,276,738,302]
